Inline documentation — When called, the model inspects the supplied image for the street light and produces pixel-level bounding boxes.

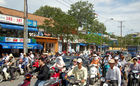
[109,18,124,51]
[100,18,114,52]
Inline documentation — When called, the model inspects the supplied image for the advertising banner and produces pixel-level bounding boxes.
[5,37,31,43]
[0,14,37,27]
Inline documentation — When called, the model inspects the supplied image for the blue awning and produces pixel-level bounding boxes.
[79,43,87,46]
[0,42,43,49]
[98,45,109,48]
[0,23,38,31]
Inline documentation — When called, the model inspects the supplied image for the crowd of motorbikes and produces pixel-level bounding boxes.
[0,51,140,86]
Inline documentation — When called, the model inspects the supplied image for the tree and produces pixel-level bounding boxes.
[68,1,97,32]
[54,13,78,52]
[34,5,78,52]
[68,1,107,46]
[34,5,65,19]
[123,34,140,46]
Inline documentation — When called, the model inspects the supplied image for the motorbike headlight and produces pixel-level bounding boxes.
[101,77,105,82]
[135,74,139,79]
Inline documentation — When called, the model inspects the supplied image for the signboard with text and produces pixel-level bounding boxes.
[5,37,31,43]
[0,14,37,27]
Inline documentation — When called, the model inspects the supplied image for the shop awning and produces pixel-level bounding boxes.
[79,43,87,46]
[98,45,109,48]
[0,42,43,49]
[0,23,38,31]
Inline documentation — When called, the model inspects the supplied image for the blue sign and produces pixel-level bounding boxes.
[28,20,37,27]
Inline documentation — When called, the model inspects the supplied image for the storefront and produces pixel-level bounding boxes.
[0,14,43,56]
[34,36,58,53]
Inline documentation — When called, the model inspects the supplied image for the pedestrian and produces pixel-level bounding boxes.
[105,59,121,86]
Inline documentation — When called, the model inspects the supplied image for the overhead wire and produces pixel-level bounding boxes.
[55,0,70,8]
[63,0,72,5]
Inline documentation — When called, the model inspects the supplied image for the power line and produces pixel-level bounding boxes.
[69,0,74,4]
[55,0,70,8]
[63,0,72,5]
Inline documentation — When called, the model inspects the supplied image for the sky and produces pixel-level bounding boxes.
[0,0,140,36]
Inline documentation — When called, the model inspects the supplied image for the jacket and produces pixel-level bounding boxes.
[34,64,50,80]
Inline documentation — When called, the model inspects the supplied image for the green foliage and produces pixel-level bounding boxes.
[34,5,65,19]
[124,34,140,46]
[34,5,78,40]
[68,1,95,27]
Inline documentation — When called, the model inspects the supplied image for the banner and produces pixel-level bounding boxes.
[0,14,37,27]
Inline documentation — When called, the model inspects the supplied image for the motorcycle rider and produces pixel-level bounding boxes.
[2,53,11,80]
[102,55,110,77]
[70,58,77,70]
[106,59,121,86]
[32,57,50,86]
[114,56,121,67]
[137,55,140,64]
[7,54,16,80]
[65,58,88,86]
[53,56,65,71]
[127,57,140,86]
[22,53,29,74]
[90,54,99,65]
[62,58,77,86]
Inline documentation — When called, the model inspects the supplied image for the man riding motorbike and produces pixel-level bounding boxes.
[65,58,88,86]
[7,54,16,80]
[106,59,121,86]
[127,57,140,86]
[31,57,50,86]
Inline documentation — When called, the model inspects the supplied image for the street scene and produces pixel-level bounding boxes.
[0,0,140,86]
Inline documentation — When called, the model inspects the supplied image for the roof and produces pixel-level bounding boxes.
[0,6,50,25]
[35,36,58,40]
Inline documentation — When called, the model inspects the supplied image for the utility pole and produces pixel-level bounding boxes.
[24,0,28,54]
[119,21,123,51]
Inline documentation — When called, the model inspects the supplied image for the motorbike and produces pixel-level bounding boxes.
[43,67,62,86]
[128,70,140,86]
[18,73,32,86]
[0,63,4,82]
[67,76,81,86]
[100,77,109,86]
[89,64,98,85]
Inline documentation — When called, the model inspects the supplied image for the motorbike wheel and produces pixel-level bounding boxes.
[15,71,20,80]
[0,74,3,82]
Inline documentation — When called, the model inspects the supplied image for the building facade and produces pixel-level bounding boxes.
[0,6,58,56]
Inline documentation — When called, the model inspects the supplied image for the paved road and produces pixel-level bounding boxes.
[0,76,36,86]
[0,76,100,86]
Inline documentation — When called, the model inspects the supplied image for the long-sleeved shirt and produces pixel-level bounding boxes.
[106,66,121,86]
[129,63,140,71]
[119,59,127,67]
[67,66,88,86]
[32,64,50,80]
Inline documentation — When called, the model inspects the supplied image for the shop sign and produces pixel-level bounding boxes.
[28,20,37,27]
[0,14,23,25]
[5,37,31,43]
[0,14,37,27]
